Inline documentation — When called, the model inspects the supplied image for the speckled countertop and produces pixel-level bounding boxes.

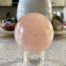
[0,29,66,66]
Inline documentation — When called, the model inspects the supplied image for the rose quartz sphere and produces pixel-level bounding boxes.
[14,13,54,53]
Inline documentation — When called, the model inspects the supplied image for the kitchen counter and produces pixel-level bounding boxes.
[0,30,66,66]
[55,30,66,35]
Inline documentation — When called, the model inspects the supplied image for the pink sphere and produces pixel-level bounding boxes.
[14,13,54,53]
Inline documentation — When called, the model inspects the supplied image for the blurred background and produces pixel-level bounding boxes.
[0,0,66,66]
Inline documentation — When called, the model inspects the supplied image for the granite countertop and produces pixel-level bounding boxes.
[0,29,66,66]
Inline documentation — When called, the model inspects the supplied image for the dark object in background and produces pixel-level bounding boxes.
[5,12,17,23]
[11,17,17,23]
[12,0,19,7]
[52,14,63,24]
[6,12,11,18]
[52,14,64,31]
[0,21,15,31]
[61,12,64,20]
[4,17,17,23]
[0,17,17,31]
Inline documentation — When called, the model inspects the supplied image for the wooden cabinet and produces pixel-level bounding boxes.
[51,0,65,6]
[0,0,12,6]
[0,0,2,6]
